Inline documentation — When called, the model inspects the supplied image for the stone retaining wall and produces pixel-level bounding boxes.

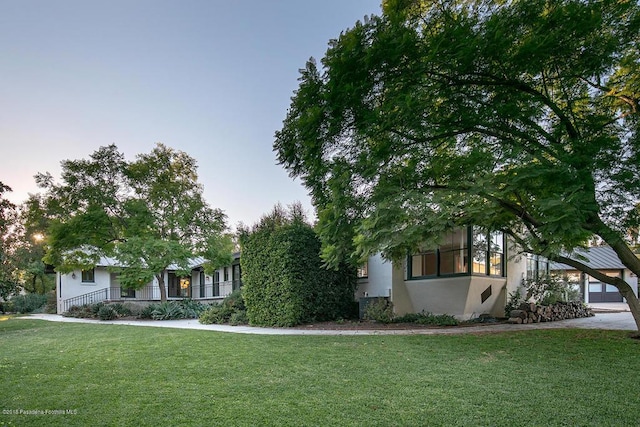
[508,301,594,324]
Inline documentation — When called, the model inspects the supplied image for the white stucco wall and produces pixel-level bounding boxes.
[56,267,113,313]
[355,254,393,299]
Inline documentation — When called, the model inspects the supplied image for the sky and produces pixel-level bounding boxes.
[0,0,381,228]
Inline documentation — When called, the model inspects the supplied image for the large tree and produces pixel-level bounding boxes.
[274,0,640,329]
[33,144,233,302]
[0,182,20,300]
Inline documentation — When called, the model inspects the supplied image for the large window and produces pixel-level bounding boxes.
[81,268,95,283]
[409,227,505,279]
[168,272,190,298]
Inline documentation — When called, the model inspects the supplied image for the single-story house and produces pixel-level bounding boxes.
[549,246,638,304]
[56,253,242,314]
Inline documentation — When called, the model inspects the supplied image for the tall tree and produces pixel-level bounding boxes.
[0,182,19,300]
[274,0,640,329]
[34,144,232,302]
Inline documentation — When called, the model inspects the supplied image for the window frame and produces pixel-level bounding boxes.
[408,227,506,280]
[81,268,95,283]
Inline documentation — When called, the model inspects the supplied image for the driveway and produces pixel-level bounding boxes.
[25,310,638,335]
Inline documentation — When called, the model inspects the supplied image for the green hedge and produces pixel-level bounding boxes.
[240,207,356,327]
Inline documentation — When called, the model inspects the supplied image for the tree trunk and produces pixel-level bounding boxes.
[156,273,167,302]
[556,255,640,331]
[588,217,640,331]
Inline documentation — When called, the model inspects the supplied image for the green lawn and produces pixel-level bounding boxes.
[0,317,638,426]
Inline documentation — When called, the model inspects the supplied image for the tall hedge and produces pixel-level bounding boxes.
[240,205,357,327]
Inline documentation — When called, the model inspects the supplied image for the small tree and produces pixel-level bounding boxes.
[240,204,357,327]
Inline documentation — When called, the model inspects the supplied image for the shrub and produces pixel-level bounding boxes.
[505,288,525,317]
[139,304,157,319]
[523,274,582,306]
[363,298,395,324]
[229,310,248,326]
[44,291,57,314]
[199,304,230,324]
[178,299,207,319]
[91,302,105,316]
[11,293,48,314]
[199,290,247,325]
[63,304,95,318]
[97,305,117,321]
[402,312,458,326]
[240,204,357,327]
[151,301,185,320]
[108,303,131,317]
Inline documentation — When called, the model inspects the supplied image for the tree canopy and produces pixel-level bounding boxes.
[32,144,233,301]
[0,182,19,300]
[274,0,640,328]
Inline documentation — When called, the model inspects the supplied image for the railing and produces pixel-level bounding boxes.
[63,281,243,312]
[63,288,109,312]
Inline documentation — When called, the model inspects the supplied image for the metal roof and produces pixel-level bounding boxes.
[549,246,627,271]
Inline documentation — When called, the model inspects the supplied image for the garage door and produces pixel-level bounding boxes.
[588,282,623,303]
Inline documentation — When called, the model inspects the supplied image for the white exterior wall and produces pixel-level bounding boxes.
[56,267,113,313]
[355,254,393,299]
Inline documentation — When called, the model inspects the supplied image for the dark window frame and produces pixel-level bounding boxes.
[81,268,95,283]
[408,227,506,280]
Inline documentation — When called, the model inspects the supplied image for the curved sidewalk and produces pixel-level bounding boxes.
[24,311,637,335]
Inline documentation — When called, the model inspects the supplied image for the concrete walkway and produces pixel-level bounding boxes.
[24,309,638,336]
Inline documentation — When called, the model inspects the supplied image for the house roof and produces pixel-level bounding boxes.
[549,246,627,271]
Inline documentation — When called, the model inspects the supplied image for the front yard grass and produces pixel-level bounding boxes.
[0,318,638,426]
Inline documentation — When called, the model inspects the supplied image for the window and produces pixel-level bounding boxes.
[232,264,242,291]
[357,263,368,278]
[409,228,468,278]
[224,267,229,282]
[525,254,549,280]
[81,268,95,283]
[121,287,135,298]
[213,271,220,297]
[411,251,436,277]
[409,227,505,279]
[439,228,468,275]
[488,231,504,276]
[168,273,190,298]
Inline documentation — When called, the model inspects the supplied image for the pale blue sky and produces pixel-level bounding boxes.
[0,0,381,227]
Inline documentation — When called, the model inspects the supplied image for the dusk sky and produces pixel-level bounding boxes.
[0,0,381,228]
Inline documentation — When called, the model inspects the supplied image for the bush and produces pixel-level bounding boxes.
[11,293,48,314]
[240,204,357,327]
[199,304,233,324]
[395,312,458,326]
[505,288,525,317]
[522,274,582,306]
[44,291,57,314]
[363,298,395,324]
[229,310,248,326]
[139,304,157,319]
[91,302,105,316]
[97,305,117,321]
[178,299,207,319]
[151,301,185,320]
[63,304,95,318]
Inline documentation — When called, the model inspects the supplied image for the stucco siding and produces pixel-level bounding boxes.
[356,254,393,298]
